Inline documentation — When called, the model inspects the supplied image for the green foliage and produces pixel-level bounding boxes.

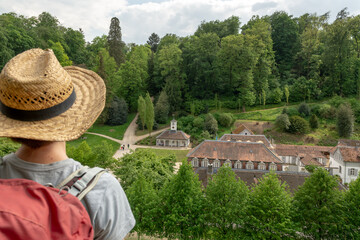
[159,161,205,239]
[48,40,72,66]
[145,93,154,134]
[105,96,128,126]
[154,90,170,124]
[275,113,291,131]
[298,102,311,117]
[66,140,115,169]
[337,103,354,138]
[343,177,360,239]
[147,32,160,52]
[193,116,204,129]
[218,113,234,128]
[244,172,294,239]
[204,113,218,135]
[195,15,240,39]
[107,17,125,66]
[293,168,344,239]
[0,138,20,157]
[115,149,175,191]
[284,85,289,104]
[268,87,283,104]
[288,115,310,134]
[309,114,319,129]
[205,166,249,239]
[126,174,159,237]
[137,95,146,130]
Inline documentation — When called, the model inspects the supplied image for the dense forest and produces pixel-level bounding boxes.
[1,8,360,122]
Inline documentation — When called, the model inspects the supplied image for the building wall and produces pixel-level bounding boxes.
[330,149,360,184]
[156,139,189,147]
[239,129,252,135]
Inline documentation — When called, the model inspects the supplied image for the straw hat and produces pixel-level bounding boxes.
[0,48,106,141]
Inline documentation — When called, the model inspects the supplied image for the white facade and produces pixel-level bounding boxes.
[239,129,252,135]
[330,148,360,184]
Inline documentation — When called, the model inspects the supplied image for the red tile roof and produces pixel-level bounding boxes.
[274,144,332,158]
[156,130,190,140]
[232,124,254,135]
[220,134,272,148]
[338,147,360,162]
[187,140,281,163]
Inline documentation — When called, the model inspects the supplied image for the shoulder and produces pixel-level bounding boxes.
[84,171,135,240]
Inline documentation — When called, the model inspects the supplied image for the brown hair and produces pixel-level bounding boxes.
[11,138,53,149]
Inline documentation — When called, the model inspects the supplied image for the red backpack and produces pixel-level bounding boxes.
[0,160,106,240]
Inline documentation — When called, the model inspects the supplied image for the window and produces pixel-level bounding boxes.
[291,156,296,165]
[349,168,358,176]
[191,157,199,167]
[258,162,266,170]
[281,156,286,163]
[235,160,242,169]
[339,165,342,174]
[224,159,232,168]
[201,158,209,167]
[213,159,220,168]
[246,161,254,170]
[270,162,277,171]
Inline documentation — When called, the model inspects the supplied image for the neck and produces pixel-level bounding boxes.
[15,142,68,164]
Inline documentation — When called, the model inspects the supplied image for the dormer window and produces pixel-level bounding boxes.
[270,162,277,171]
[224,159,232,168]
[246,161,254,170]
[202,158,209,167]
[191,157,199,167]
[258,162,266,170]
[213,159,220,168]
[235,160,242,169]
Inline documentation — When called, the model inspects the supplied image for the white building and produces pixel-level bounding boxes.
[156,119,191,147]
[330,140,360,184]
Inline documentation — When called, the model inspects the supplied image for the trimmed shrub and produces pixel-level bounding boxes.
[288,116,310,134]
[337,104,354,138]
[298,102,310,117]
[286,107,299,117]
[204,113,218,135]
[309,114,319,129]
[275,114,290,131]
[218,113,234,128]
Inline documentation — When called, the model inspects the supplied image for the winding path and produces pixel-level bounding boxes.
[85,114,191,162]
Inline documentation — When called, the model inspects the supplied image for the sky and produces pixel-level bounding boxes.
[1,0,360,44]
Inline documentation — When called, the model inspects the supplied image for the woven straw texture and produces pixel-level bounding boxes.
[0,49,106,141]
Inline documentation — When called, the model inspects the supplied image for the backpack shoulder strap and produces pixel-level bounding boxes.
[59,167,107,201]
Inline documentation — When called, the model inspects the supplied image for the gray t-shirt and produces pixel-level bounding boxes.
[0,153,135,240]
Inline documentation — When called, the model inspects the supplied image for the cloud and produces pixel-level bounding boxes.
[252,1,278,12]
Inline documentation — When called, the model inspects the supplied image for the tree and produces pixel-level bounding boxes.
[147,32,160,52]
[293,168,343,239]
[145,93,154,135]
[107,17,125,66]
[115,149,175,191]
[49,40,72,66]
[63,28,89,65]
[275,113,291,131]
[106,96,128,125]
[343,177,360,239]
[288,115,310,134]
[270,11,300,82]
[195,16,240,39]
[218,113,233,128]
[284,85,289,104]
[243,172,294,239]
[126,174,159,238]
[309,114,319,129]
[336,103,354,138]
[154,90,170,124]
[204,113,218,135]
[205,166,249,239]
[159,161,204,239]
[137,95,146,130]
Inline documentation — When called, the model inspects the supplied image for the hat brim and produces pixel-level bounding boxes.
[0,66,106,141]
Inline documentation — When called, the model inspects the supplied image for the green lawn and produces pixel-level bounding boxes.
[135,148,190,162]
[234,107,284,122]
[67,134,120,155]
[87,113,136,140]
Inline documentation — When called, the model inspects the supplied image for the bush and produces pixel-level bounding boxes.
[204,113,218,135]
[193,117,205,129]
[288,116,310,134]
[218,113,234,128]
[298,102,310,117]
[337,104,354,138]
[286,107,299,117]
[275,114,290,131]
[309,114,319,129]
